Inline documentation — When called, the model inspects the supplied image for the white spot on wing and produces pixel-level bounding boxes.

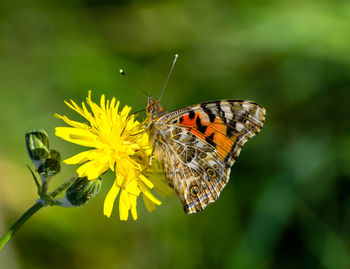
[187,161,198,170]
[236,122,244,131]
[242,103,250,111]
[221,102,233,120]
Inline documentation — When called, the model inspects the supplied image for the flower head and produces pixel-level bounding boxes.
[55,91,172,220]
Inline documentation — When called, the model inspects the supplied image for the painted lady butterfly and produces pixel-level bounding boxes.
[146,96,265,213]
[121,56,265,213]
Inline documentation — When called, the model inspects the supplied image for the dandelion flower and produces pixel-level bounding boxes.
[55,91,172,220]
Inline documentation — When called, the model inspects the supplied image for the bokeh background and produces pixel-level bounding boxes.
[1,0,350,268]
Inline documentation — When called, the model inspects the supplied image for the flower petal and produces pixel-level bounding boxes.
[130,194,138,220]
[125,180,141,196]
[142,194,156,212]
[139,174,154,189]
[55,127,99,147]
[103,183,120,218]
[54,114,88,129]
[76,160,108,179]
[63,150,97,164]
[119,190,130,221]
[138,181,161,205]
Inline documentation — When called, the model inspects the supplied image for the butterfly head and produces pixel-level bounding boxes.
[146,96,167,118]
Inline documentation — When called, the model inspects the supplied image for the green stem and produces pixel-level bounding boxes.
[0,202,44,251]
[50,174,78,198]
[0,173,78,250]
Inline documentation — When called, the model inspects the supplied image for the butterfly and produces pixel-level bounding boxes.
[146,97,265,213]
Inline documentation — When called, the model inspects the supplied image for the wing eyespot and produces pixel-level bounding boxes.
[190,185,200,197]
[206,168,217,178]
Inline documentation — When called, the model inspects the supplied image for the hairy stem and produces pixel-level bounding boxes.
[50,174,78,198]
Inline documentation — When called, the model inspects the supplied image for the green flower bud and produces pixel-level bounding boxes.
[25,129,50,169]
[38,150,61,177]
[64,177,102,207]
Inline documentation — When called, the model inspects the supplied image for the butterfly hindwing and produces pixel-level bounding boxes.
[154,125,229,213]
[151,100,265,213]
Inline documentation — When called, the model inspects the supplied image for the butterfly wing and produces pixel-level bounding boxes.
[152,100,265,213]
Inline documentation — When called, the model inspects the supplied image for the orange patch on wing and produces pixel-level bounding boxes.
[179,113,207,140]
[204,119,235,160]
[190,129,206,140]
[214,133,235,160]
[180,114,235,160]
[179,114,197,127]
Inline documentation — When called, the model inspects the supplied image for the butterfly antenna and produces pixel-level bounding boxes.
[158,54,178,102]
[119,69,150,97]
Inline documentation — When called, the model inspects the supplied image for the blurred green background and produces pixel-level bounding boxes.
[1,0,350,268]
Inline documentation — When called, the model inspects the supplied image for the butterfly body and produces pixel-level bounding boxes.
[146,96,265,214]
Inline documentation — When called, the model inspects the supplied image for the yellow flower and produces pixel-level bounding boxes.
[55,91,172,220]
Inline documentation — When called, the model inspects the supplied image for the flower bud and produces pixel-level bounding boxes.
[38,150,61,177]
[25,129,50,169]
[64,177,102,207]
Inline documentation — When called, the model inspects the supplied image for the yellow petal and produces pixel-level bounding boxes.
[151,176,174,198]
[130,194,138,220]
[142,194,156,212]
[81,102,93,122]
[63,150,96,164]
[138,182,161,205]
[64,99,89,120]
[119,190,130,221]
[55,127,98,147]
[54,114,88,129]
[100,94,106,112]
[103,184,120,217]
[125,180,141,196]
[76,160,108,179]
[139,174,154,189]
[115,173,124,187]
